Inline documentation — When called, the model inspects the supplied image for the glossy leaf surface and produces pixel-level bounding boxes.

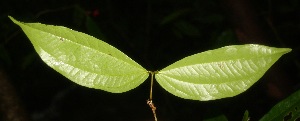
[155,44,291,100]
[9,16,149,93]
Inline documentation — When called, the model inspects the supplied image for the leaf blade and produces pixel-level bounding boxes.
[259,90,300,121]
[9,16,149,93]
[156,44,291,100]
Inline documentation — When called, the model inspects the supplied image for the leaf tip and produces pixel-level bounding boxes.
[285,48,292,53]
[279,48,292,55]
[8,16,22,26]
[8,15,15,22]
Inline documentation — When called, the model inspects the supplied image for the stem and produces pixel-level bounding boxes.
[147,71,158,121]
[0,70,29,121]
[149,71,155,100]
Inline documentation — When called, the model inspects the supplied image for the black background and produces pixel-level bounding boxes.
[0,0,299,121]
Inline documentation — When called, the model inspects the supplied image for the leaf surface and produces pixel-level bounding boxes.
[9,16,149,93]
[155,44,291,100]
[259,90,300,121]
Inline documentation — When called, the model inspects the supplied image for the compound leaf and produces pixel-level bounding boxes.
[9,16,149,93]
[155,44,291,100]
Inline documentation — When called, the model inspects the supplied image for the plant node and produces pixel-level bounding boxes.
[147,99,157,121]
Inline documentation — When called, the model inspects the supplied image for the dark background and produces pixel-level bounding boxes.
[0,0,299,121]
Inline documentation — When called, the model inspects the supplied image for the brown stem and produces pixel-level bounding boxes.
[0,69,29,121]
[147,71,158,121]
[222,0,271,44]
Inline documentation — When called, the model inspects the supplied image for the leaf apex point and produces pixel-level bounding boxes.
[8,16,20,25]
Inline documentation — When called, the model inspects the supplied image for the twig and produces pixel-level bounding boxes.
[147,71,158,121]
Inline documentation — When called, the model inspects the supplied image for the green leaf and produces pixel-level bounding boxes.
[155,44,291,100]
[259,90,300,121]
[9,16,292,103]
[203,115,228,121]
[9,16,149,93]
[242,110,250,121]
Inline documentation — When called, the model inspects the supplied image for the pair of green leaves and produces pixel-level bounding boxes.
[9,16,291,101]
